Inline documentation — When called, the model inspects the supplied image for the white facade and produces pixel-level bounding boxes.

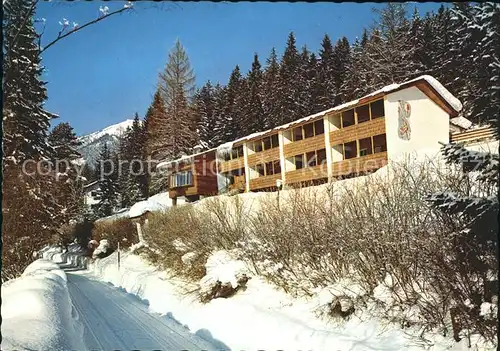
[384,86,450,162]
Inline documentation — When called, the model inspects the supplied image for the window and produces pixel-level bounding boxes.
[231,168,245,177]
[344,141,357,159]
[265,162,275,175]
[330,114,342,129]
[171,171,193,188]
[314,120,324,135]
[271,134,279,148]
[222,152,231,162]
[293,127,303,141]
[294,154,304,169]
[231,148,239,160]
[303,123,314,139]
[316,149,327,165]
[359,137,373,156]
[306,151,317,167]
[342,109,355,128]
[254,140,263,153]
[373,134,387,153]
[356,104,370,124]
[256,163,265,176]
[371,99,385,119]
[263,137,272,150]
[273,160,281,174]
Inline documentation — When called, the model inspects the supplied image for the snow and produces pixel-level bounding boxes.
[68,249,488,351]
[93,239,111,258]
[77,119,134,146]
[450,116,473,130]
[1,259,86,351]
[128,192,181,218]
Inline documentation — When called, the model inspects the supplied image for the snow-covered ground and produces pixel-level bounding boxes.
[83,249,490,351]
[1,258,86,351]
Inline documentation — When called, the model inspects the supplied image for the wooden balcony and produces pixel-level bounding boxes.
[285,164,329,184]
[283,134,326,157]
[229,175,246,191]
[451,126,496,144]
[332,151,388,177]
[330,117,386,145]
[218,157,245,173]
[247,147,280,166]
[249,173,282,190]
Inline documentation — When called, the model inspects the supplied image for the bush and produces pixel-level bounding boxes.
[92,217,138,250]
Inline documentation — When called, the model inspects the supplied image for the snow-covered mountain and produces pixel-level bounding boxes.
[76,119,134,168]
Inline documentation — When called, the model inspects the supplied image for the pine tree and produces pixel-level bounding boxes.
[316,34,337,110]
[156,39,197,159]
[224,65,246,140]
[278,32,302,124]
[194,81,216,148]
[245,54,266,134]
[297,45,313,117]
[341,30,372,101]
[48,122,84,221]
[146,89,170,160]
[212,83,232,145]
[306,52,323,114]
[95,143,118,217]
[261,47,281,129]
[455,2,499,125]
[332,37,351,106]
[2,0,64,280]
[3,0,57,164]
[365,3,421,87]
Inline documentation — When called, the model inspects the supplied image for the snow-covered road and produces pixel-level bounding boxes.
[67,271,224,351]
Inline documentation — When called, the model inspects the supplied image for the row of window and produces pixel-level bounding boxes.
[254,160,281,177]
[170,171,193,188]
[290,148,327,170]
[331,99,385,129]
[286,119,325,143]
[333,133,387,160]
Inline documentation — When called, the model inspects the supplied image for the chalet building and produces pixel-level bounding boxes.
[157,149,219,205]
[162,75,495,202]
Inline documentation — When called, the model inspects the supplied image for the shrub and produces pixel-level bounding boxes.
[92,217,137,250]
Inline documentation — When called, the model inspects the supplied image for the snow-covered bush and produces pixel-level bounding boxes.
[91,217,137,250]
[92,239,113,259]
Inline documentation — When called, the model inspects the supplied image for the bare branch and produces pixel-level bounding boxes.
[40,6,133,53]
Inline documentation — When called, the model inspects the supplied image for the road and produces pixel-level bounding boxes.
[67,272,223,351]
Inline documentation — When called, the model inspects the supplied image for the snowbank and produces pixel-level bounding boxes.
[83,250,480,351]
[1,259,85,351]
[129,192,184,218]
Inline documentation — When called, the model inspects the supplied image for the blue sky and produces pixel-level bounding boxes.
[36,1,444,136]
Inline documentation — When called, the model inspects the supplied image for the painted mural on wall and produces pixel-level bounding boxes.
[398,100,412,140]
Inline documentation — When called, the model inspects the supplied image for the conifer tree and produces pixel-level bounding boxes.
[156,39,197,159]
[212,83,232,145]
[95,143,118,217]
[278,32,302,124]
[316,34,337,110]
[332,37,351,106]
[195,81,216,148]
[3,0,57,164]
[224,65,246,139]
[245,54,266,134]
[261,47,281,129]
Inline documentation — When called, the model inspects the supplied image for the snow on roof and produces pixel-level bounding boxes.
[450,116,473,130]
[156,148,217,171]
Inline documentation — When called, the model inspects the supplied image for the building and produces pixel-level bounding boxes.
[83,181,100,211]
[163,75,495,201]
[157,149,219,205]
